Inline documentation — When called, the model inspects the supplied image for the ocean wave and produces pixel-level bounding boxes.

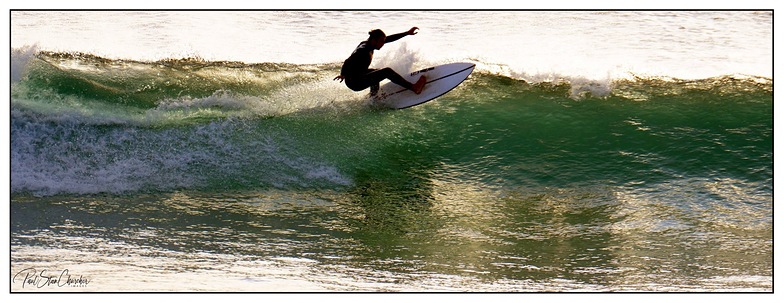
[10,49,772,130]
[10,50,772,196]
[13,50,771,116]
[10,116,354,196]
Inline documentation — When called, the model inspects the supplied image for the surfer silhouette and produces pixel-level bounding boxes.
[334,27,426,95]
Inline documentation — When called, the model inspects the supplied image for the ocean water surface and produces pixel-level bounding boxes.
[9,10,773,292]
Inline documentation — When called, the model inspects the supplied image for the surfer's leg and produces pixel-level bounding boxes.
[366,68,414,91]
[366,69,380,95]
[346,68,381,92]
[376,68,425,94]
[412,75,426,94]
[353,68,425,95]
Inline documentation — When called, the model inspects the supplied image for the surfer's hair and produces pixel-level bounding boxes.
[368,29,386,39]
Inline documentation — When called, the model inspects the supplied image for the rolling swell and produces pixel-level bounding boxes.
[10,52,773,197]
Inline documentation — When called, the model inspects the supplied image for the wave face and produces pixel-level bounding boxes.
[10,52,772,197]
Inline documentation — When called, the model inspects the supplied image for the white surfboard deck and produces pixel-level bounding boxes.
[372,62,476,109]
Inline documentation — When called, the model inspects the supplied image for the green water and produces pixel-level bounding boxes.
[10,53,772,291]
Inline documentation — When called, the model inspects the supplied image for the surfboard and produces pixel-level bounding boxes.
[373,62,476,109]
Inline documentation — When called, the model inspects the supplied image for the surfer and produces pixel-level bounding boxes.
[334,27,426,95]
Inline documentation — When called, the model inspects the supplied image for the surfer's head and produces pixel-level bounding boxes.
[368,29,386,50]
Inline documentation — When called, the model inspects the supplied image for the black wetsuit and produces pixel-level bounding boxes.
[340,32,413,93]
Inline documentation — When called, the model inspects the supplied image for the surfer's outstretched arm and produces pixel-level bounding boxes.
[384,27,419,43]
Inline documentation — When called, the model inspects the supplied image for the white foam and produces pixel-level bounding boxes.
[10,115,353,196]
[155,90,256,111]
[11,45,38,82]
[12,12,771,80]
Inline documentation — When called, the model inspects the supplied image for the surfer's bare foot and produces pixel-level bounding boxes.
[413,76,426,94]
